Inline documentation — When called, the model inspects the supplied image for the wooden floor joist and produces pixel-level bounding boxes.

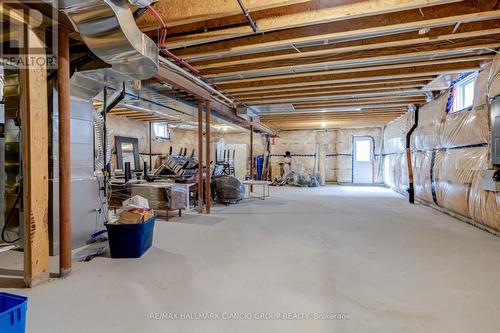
[204,43,499,78]
[163,0,464,49]
[230,78,436,96]
[172,5,500,58]
[220,62,483,92]
[136,1,500,131]
[196,26,500,71]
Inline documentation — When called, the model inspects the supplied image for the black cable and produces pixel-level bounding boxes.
[2,189,22,244]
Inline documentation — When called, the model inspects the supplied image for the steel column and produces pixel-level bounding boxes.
[205,100,211,214]
[57,27,72,277]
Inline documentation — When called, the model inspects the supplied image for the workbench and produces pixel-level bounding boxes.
[242,180,271,200]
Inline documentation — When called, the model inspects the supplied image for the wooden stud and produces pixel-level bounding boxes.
[19,26,49,287]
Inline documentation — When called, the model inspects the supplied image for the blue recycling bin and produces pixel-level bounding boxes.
[105,217,156,258]
[0,292,28,333]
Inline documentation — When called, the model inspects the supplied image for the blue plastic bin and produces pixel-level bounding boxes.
[105,217,156,258]
[0,293,28,333]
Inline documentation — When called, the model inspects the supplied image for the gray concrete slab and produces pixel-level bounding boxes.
[1,185,500,332]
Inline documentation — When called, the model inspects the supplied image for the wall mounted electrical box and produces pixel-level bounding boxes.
[481,169,500,192]
[492,97,500,165]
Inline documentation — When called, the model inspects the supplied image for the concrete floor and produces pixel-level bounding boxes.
[1,185,500,332]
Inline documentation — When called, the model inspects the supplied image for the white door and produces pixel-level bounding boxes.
[353,137,374,184]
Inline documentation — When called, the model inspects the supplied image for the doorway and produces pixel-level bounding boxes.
[352,136,374,184]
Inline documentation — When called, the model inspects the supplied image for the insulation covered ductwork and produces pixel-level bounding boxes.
[58,0,159,82]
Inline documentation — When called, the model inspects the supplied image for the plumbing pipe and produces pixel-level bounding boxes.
[236,0,258,33]
[406,108,419,203]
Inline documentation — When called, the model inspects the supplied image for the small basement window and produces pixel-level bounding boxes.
[152,122,170,140]
[450,73,476,113]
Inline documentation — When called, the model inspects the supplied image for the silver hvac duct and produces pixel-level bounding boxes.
[57,0,159,83]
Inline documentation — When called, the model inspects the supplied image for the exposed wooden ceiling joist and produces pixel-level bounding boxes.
[220,61,483,92]
[171,3,500,58]
[137,0,309,30]
[124,1,498,131]
[162,0,463,49]
[231,78,435,96]
[204,42,499,78]
[197,27,500,74]
[248,95,427,106]
[211,54,493,84]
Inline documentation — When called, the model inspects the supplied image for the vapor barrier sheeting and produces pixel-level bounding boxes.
[383,62,500,231]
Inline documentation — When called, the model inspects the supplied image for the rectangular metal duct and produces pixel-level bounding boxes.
[57,0,158,83]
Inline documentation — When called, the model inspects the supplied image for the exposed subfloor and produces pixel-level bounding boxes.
[1,185,500,332]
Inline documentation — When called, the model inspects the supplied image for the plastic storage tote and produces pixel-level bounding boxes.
[105,217,156,258]
[0,292,28,333]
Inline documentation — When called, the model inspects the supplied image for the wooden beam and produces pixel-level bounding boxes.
[155,65,211,101]
[252,96,427,106]
[197,26,500,70]
[220,62,482,91]
[137,0,310,30]
[238,84,427,102]
[214,55,490,84]
[173,6,500,57]
[20,26,49,287]
[260,110,409,119]
[231,78,434,96]
[205,43,500,78]
[154,64,275,135]
[163,0,463,49]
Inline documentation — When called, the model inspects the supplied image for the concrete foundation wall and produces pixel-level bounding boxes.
[107,116,380,184]
[107,115,198,169]
[220,127,382,183]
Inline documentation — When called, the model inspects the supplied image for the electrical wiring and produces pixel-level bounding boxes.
[146,5,199,74]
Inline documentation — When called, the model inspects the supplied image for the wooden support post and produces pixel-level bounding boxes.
[197,102,204,213]
[58,27,71,277]
[205,100,211,214]
[20,27,49,287]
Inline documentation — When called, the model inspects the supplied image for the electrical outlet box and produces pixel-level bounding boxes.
[481,169,500,192]
[492,97,500,165]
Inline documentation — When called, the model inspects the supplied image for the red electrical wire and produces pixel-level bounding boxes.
[147,5,199,74]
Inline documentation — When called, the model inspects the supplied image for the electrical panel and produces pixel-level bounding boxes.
[492,97,500,165]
